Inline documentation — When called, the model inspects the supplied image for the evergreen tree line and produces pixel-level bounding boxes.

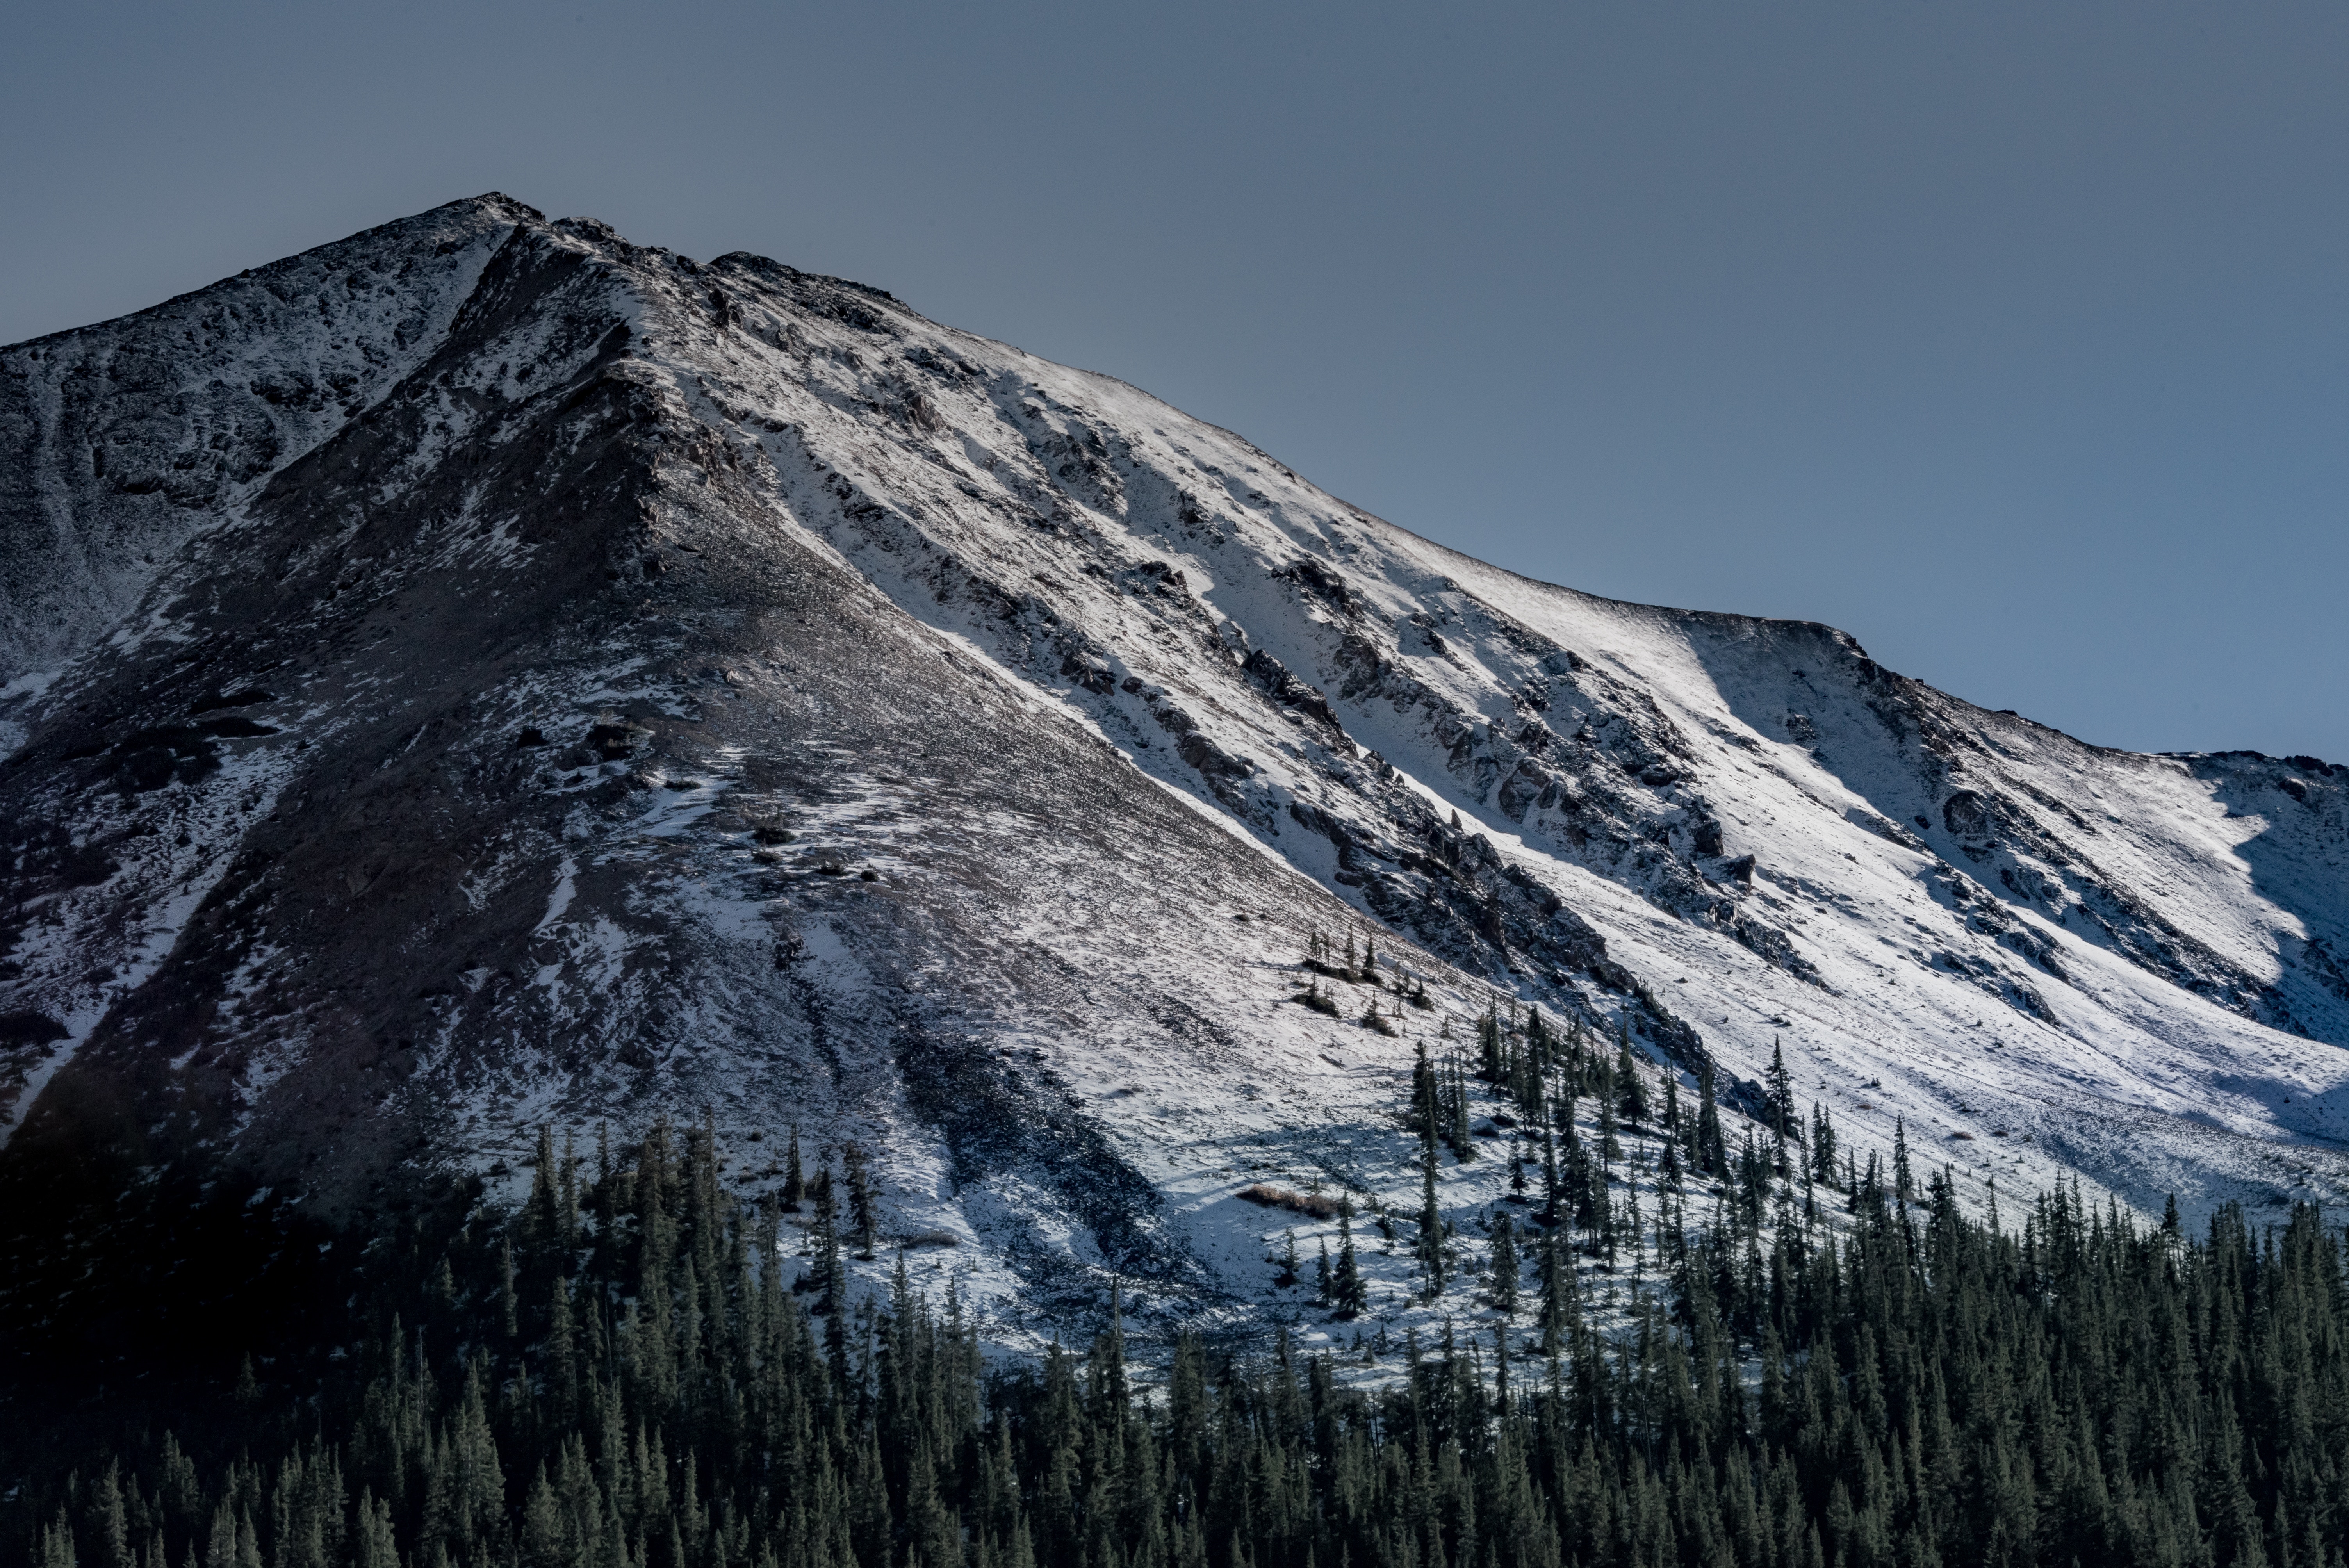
[12,1104,2347,1568]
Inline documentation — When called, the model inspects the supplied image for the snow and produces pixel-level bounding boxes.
[4,198,2345,1350]
[635,241,2349,1243]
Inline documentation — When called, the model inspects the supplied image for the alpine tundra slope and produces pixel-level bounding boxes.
[1,194,2343,1342]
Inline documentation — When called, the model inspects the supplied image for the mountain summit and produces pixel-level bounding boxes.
[3,196,2344,1339]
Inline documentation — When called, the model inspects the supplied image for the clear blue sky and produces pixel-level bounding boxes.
[7,3,2344,762]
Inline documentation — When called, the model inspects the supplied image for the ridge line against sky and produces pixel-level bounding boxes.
[5,2,2343,763]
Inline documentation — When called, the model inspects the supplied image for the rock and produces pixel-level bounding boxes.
[1177,731,1253,780]
[0,1011,66,1051]
[1942,790,1993,837]
[190,688,275,713]
[588,721,652,759]
[1497,762,1549,821]
[1059,650,1116,695]
[1240,647,1341,732]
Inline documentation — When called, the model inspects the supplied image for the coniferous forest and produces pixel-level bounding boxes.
[5,1085,2345,1568]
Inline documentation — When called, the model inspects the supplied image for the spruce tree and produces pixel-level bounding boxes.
[809,1166,842,1314]
[782,1125,805,1212]
[34,1055,2349,1568]
[1412,1039,1440,1154]
[844,1143,878,1258]
[1490,1213,1520,1315]
[1695,1063,1725,1177]
[1536,1225,1570,1354]
[1765,1038,1797,1153]
[1334,1197,1367,1317]
[1615,1028,1649,1126]
[1892,1119,1914,1208]
[1448,1054,1475,1159]
[1416,1144,1445,1299]
[1540,1117,1563,1228]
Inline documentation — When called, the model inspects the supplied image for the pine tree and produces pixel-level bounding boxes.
[353,1491,397,1568]
[1417,1144,1446,1299]
[1536,1226,1571,1354]
[809,1166,843,1315]
[498,1237,519,1340]
[1334,1197,1367,1317]
[38,1035,2349,1568]
[1615,1028,1649,1126]
[844,1143,878,1258]
[86,1464,126,1568]
[1540,1117,1563,1228]
[1490,1213,1520,1315]
[782,1125,805,1212]
[39,1508,75,1568]
[1447,1054,1475,1159]
[1808,1102,1838,1188]
[1412,1038,1440,1153]
[1695,1063,1725,1177]
[1765,1039,1797,1150]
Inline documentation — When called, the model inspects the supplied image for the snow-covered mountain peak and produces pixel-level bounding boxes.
[2,199,2343,1342]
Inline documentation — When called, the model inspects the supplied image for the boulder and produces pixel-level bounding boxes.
[1943,790,1993,837]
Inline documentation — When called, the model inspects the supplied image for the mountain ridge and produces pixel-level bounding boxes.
[2,194,2344,1348]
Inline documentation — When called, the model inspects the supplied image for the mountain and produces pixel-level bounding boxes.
[3,194,2345,1348]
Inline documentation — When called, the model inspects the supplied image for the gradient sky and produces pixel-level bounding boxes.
[7,3,2344,762]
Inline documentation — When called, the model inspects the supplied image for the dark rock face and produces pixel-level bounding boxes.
[1943,790,1993,837]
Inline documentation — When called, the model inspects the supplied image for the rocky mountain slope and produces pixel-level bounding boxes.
[3,194,2344,1343]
